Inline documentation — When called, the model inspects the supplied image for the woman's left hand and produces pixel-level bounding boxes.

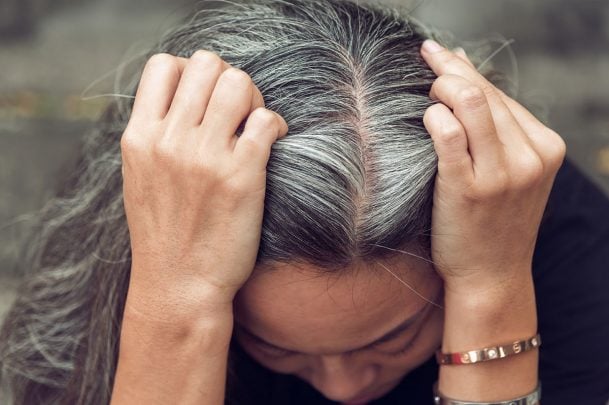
[420,40,566,297]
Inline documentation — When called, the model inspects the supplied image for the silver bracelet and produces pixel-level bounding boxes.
[433,382,541,405]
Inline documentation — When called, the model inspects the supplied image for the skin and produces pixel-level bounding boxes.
[111,40,565,404]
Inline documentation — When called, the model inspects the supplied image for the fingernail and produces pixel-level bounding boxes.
[422,39,445,54]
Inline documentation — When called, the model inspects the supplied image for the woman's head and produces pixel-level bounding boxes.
[159,2,447,399]
[161,3,445,399]
[0,0,489,403]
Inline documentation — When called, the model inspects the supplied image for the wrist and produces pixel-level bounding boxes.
[438,272,539,401]
[125,259,239,326]
[442,263,534,299]
[121,293,233,343]
[119,301,234,353]
[442,272,537,351]
[114,299,234,405]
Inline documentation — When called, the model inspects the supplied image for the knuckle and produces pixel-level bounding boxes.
[435,73,454,87]
[545,129,567,166]
[119,134,134,155]
[144,53,180,81]
[431,75,451,95]
[515,152,545,186]
[190,50,223,69]
[438,123,464,145]
[249,107,277,128]
[423,104,441,125]
[456,85,487,109]
[146,52,177,69]
[120,130,144,155]
[151,138,176,163]
[220,67,252,87]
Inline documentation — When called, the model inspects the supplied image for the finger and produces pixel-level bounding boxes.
[422,40,508,112]
[199,68,263,152]
[235,85,266,145]
[423,41,515,128]
[251,86,265,113]
[422,40,489,88]
[423,41,565,173]
[498,93,566,167]
[234,108,288,169]
[453,47,475,68]
[429,74,504,171]
[131,54,187,122]
[423,103,473,183]
[166,50,230,126]
[424,42,534,155]
[448,44,545,142]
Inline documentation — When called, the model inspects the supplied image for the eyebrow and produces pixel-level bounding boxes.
[238,303,429,354]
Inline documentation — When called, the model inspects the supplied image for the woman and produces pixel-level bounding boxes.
[1,0,608,403]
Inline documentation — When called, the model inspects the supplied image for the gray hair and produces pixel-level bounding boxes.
[164,0,440,266]
[0,0,491,403]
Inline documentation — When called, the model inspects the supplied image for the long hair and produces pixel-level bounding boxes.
[0,0,499,403]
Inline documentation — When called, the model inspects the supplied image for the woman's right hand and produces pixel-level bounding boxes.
[120,50,288,325]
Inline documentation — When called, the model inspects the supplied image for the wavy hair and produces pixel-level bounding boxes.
[0,0,502,403]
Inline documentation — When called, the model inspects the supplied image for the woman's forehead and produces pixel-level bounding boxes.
[233,260,440,353]
[240,259,435,309]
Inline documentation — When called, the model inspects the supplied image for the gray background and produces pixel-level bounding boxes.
[1,0,609,320]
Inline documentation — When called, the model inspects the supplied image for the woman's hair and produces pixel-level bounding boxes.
[0,0,502,403]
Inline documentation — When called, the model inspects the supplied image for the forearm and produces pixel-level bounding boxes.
[439,271,539,401]
[111,299,234,405]
[113,48,287,404]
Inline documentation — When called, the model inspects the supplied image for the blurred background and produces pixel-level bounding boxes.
[1,0,608,320]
